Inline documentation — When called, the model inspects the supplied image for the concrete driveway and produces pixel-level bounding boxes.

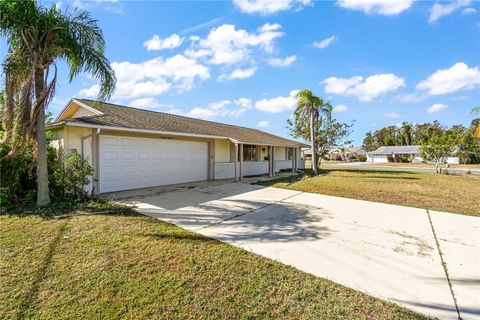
[123,181,479,320]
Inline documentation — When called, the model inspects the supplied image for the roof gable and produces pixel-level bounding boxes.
[55,99,103,122]
[369,145,421,154]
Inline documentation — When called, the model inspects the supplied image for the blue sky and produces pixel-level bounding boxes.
[2,0,479,144]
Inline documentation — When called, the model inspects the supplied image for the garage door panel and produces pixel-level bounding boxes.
[99,135,208,193]
[102,136,119,146]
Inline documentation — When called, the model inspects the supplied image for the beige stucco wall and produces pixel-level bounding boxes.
[50,128,64,151]
[72,107,96,118]
[274,147,286,160]
[215,139,230,162]
[50,126,93,164]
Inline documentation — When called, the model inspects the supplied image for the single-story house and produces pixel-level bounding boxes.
[328,146,366,160]
[366,146,423,164]
[48,98,306,194]
[366,145,460,164]
[303,146,366,161]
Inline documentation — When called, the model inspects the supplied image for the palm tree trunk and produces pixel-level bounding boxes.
[310,112,317,175]
[2,75,14,142]
[34,67,51,207]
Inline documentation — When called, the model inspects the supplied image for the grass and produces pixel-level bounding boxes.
[362,163,480,169]
[0,201,427,320]
[258,168,480,216]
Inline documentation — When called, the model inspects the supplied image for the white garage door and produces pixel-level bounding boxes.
[99,135,208,193]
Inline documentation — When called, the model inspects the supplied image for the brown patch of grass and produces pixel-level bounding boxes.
[0,202,427,319]
[259,168,480,216]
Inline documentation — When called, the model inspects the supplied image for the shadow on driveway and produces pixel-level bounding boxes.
[130,183,333,243]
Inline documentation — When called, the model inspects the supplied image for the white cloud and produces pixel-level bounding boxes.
[336,0,415,15]
[462,7,477,15]
[313,36,337,49]
[333,104,348,112]
[104,6,124,14]
[181,17,224,34]
[129,98,162,109]
[234,98,253,108]
[186,23,284,65]
[68,0,123,13]
[268,55,297,67]
[219,67,258,81]
[144,34,184,51]
[394,92,427,103]
[426,103,448,114]
[186,100,247,120]
[323,73,405,101]
[233,0,312,15]
[78,84,100,98]
[428,0,471,23]
[257,120,269,128]
[187,107,218,120]
[416,62,480,95]
[384,111,400,118]
[114,80,172,100]
[255,90,299,113]
[79,54,210,101]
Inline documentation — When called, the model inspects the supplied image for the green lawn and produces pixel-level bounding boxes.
[0,201,426,319]
[362,163,480,169]
[259,168,480,216]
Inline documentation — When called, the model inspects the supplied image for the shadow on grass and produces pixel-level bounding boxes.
[3,198,141,219]
[338,175,420,180]
[322,167,419,176]
[255,167,419,187]
[143,231,217,243]
[17,222,68,319]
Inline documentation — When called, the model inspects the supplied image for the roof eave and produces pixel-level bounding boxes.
[61,121,302,147]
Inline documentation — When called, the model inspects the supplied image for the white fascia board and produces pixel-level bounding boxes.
[54,99,103,122]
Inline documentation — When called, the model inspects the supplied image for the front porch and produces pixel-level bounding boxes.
[213,140,305,181]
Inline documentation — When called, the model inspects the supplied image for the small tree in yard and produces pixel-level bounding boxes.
[315,120,353,164]
[289,113,351,169]
[420,134,456,173]
[290,90,332,175]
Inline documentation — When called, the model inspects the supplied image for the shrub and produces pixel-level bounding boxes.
[353,155,367,162]
[0,145,94,210]
[0,144,37,208]
[53,150,94,201]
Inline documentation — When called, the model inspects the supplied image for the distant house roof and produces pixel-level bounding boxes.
[51,98,307,147]
[303,146,366,155]
[368,145,421,155]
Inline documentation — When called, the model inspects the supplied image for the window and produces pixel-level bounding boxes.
[286,148,293,160]
[243,145,257,161]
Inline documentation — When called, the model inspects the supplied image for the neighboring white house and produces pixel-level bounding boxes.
[366,145,460,164]
[48,98,306,194]
[302,146,366,161]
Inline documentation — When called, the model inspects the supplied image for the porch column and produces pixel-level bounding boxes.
[234,142,239,182]
[208,140,215,180]
[291,147,295,173]
[239,143,243,181]
[268,146,273,177]
[272,146,276,177]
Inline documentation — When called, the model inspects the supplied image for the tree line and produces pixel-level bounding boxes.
[362,120,480,164]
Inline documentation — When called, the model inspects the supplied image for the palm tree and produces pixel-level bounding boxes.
[472,106,480,115]
[1,1,116,206]
[294,90,332,175]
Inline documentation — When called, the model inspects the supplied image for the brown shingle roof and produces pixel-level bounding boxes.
[62,98,305,147]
